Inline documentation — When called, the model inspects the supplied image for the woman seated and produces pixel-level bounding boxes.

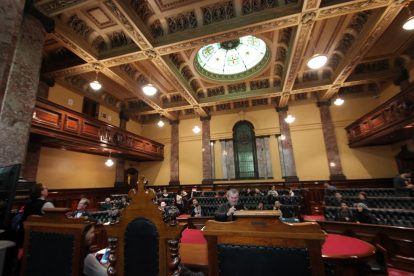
[355,203,375,224]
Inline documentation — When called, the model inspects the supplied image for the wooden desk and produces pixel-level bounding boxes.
[180,231,376,276]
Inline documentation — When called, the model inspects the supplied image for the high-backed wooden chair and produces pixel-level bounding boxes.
[106,178,185,276]
[20,208,87,276]
[203,216,326,276]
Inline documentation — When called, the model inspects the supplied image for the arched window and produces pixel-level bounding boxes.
[233,121,258,179]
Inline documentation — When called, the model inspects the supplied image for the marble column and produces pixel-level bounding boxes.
[115,108,127,187]
[169,120,180,186]
[0,0,25,106]
[317,101,346,180]
[114,158,126,187]
[201,116,213,184]
[276,107,299,182]
[0,15,46,167]
[21,138,42,181]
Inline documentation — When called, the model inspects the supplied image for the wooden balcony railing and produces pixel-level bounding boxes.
[345,82,414,147]
[31,97,164,161]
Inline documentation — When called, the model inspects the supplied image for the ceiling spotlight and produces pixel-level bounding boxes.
[403,16,414,30]
[284,114,295,124]
[334,97,344,106]
[157,119,165,127]
[192,125,201,134]
[142,83,157,96]
[90,70,102,91]
[280,135,286,140]
[307,54,328,70]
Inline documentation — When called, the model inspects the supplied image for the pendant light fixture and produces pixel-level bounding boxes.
[284,114,296,124]
[142,75,158,96]
[192,125,201,134]
[157,115,165,127]
[403,3,414,30]
[90,65,102,91]
[306,39,328,70]
[105,152,114,167]
[334,97,344,106]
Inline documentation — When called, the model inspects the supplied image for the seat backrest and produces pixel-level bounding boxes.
[203,217,326,276]
[20,208,86,276]
[108,177,185,276]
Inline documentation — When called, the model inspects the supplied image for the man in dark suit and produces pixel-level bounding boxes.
[214,188,246,221]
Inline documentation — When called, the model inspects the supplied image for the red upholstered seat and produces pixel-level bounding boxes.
[180,228,207,244]
[322,234,375,259]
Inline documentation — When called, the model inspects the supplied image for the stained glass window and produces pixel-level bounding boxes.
[233,121,258,179]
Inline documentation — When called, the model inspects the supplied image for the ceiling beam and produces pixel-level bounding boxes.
[321,2,405,100]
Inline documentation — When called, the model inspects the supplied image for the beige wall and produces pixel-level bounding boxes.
[126,120,142,135]
[37,147,116,189]
[39,83,403,186]
[98,105,120,127]
[48,83,83,113]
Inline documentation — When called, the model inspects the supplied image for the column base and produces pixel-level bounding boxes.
[283,176,299,182]
[202,179,214,185]
[169,180,180,187]
[114,181,127,188]
[330,174,346,181]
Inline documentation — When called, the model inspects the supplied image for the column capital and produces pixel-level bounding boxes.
[276,106,288,112]
[200,115,211,121]
[24,2,55,33]
[317,100,331,107]
[169,119,179,125]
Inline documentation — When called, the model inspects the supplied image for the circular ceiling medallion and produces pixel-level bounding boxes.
[194,35,270,82]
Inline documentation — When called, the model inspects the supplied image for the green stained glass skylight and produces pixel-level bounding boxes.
[195,36,270,82]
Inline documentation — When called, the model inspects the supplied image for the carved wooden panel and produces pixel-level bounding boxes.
[63,115,80,133]
[32,107,61,129]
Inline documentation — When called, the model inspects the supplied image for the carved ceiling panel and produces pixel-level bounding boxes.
[35,0,414,123]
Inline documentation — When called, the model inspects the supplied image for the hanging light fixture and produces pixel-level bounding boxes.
[105,152,114,167]
[334,97,344,106]
[157,118,165,127]
[306,39,328,70]
[307,54,328,70]
[142,74,158,96]
[403,4,414,30]
[192,125,201,134]
[90,67,102,91]
[284,114,296,124]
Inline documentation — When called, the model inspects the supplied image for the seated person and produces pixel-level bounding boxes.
[354,192,369,207]
[355,203,375,224]
[68,198,91,218]
[161,188,170,199]
[120,196,129,209]
[288,188,295,197]
[267,185,279,198]
[253,188,264,196]
[82,224,108,276]
[256,201,265,210]
[273,200,283,218]
[214,189,247,222]
[190,198,203,217]
[324,182,337,191]
[100,198,112,211]
[393,170,414,196]
[23,183,55,221]
[335,202,354,222]
[331,192,343,207]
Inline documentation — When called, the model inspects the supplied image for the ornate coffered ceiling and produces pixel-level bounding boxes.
[36,0,414,124]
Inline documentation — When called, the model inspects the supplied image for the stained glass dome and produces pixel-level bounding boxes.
[194,35,270,82]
